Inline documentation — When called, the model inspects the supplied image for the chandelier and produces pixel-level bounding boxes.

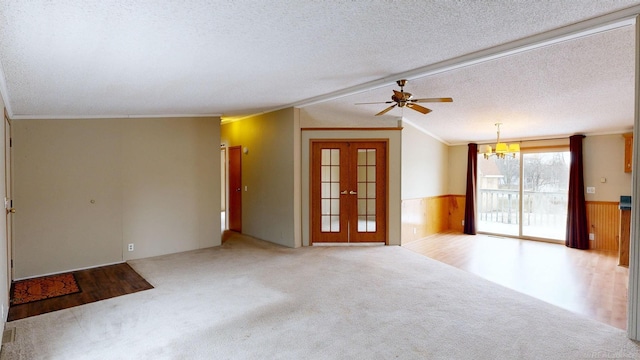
[483,123,520,159]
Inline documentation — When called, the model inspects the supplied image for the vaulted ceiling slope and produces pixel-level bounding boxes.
[1,1,639,144]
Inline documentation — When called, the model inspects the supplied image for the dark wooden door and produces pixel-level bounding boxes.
[311,141,387,244]
[228,146,242,232]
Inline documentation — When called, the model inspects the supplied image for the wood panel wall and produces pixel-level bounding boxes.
[401,195,465,245]
[448,195,465,233]
[401,197,620,252]
[586,201,620,252]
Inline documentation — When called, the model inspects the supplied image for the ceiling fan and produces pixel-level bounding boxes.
[356,79,453,116]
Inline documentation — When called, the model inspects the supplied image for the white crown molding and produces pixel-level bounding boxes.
[10,113,221,120]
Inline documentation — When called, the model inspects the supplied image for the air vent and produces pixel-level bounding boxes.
[2,328,15,344]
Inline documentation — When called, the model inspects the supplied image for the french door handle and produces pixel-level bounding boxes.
[340,190,348,195]
[349,191,357,195]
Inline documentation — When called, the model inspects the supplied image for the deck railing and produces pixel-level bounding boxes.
[478,189,568,228]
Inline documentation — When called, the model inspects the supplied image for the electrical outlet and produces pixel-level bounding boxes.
[128,243,134,252]
[461,220,465,226]
[586,187,595,194]
[589,233,595,241]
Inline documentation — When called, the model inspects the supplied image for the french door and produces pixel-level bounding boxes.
[311,140,387,244]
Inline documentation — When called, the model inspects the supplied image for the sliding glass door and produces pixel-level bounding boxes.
[477,149,570,241]
[477,155,520,236]
[521,152,570,240]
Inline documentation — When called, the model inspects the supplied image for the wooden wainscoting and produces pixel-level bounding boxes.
[402,195,465,244]
[448,195,465,232]
[586,201,620,251]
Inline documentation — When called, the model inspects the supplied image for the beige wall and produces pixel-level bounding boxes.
[448,145,467,195]
[401,122,449,199]
[220,108,301,247]
[13,117,220,279]
[583,134,632,202]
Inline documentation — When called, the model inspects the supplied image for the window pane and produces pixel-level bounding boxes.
[367,183,376,198]
[521,152,570,240]
[358,199,366,215]
[477,154,520,237]
[367,166,375,182]
[330,166,340,182]
[367,199,376,214]
[357,183,366,198]
[330,216,340,232]
[357,149,367,165]
[357,166,366,182]
[331,199,340,214]
[321,216,331,232]
[321,199,330,215]
[367,216,376,232]
[330,183,340,198]
[358,216,366,231]
[367,149,376,165]
[321,149,330,165]
[330,149,340,165]
[321,183,330,198]
[321,166,330,182]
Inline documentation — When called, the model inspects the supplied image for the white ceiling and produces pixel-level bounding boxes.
[1,1,639,144]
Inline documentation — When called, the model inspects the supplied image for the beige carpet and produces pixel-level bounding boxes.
[1,231,639,359]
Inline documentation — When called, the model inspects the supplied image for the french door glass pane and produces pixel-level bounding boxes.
[522,152,570,240]
[357,149,376,233]
[320,149,340,233]
[477,154,520,236]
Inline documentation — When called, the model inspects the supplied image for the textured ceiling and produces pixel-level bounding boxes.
[1,1,640,144]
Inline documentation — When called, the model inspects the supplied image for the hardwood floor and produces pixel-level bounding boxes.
[403,231,629,330]
[8,263,154,321]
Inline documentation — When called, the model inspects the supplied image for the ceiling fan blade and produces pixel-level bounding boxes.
[411,97,453,103]
[406,103,432,114]
[375,104,397,116]
[355,101,394,105]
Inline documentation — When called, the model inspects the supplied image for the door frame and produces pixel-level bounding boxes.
[301,128,402,247]
[310,140,388,245]
[4,110,12,290]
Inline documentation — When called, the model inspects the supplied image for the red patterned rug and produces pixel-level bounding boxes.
[11,273,81,305]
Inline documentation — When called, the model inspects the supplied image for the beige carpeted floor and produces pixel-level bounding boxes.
[1,231,639,359]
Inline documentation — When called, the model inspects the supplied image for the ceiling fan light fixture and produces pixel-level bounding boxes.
[355,79,451,116]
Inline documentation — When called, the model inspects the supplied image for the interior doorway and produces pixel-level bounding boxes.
[221,147,227,233]
[4,112,12,289]
[310,140,387,244]
[228,146,242,233]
